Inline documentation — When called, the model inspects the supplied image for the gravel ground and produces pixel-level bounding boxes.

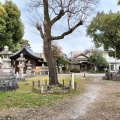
[0,75,120,120]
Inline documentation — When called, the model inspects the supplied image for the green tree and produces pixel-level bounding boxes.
[87,11,120,58]
[88,49,108,71]
[27,0,98,85]
[13,39,31,52]
[52,43,69,73]
[20,39,30,46]
[0,3,7,50]
[118,0,120,5]
[0,1,24,51]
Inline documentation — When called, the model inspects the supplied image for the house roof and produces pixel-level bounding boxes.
[74,49,90,58]
[71,50,81,57]
[70,50,90,61]
[10,45,42,60]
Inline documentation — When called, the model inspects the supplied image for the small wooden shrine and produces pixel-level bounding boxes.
[10,45,44,73]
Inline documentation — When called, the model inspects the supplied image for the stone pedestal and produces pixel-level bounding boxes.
[0,46,18,91]
[0,69,18,91]
[40,66,49,75]
[26,61,33,77]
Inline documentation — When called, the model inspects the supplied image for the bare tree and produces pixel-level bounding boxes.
[26,0,99,85]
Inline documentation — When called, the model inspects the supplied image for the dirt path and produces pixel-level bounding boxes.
[0,76,120,120]
[80,77,120,120]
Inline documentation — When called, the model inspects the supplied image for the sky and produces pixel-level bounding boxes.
[0,0,120,57]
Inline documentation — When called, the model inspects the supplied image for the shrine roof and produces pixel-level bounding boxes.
[10,45,42,60]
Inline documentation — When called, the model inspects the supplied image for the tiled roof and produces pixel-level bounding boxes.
[10,45,42,59]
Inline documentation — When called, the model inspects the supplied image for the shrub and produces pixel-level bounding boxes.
[89,70,106,74]
[70,68,80,73]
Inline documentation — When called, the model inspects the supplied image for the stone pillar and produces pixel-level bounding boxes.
[0,46,18,91]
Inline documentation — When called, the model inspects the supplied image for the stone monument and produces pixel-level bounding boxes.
[17,53,26,81]
[0,46,18,91]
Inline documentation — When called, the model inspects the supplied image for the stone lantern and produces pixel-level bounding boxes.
[0,46,18,91]
[17,53,26,81]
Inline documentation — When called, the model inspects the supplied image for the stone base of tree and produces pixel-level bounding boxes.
[32,85,70,94]
[31,80,72,94]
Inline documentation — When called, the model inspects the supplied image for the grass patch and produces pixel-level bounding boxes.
[114,92,120,97]
[0,74,86,109]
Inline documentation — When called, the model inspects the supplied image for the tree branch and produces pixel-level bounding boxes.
[51,9,66,25]
[51,20,83,40]
[36,23,44,39]
[51,0,75,25]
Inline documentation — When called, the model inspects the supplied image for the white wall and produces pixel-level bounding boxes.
[103,52,120,71]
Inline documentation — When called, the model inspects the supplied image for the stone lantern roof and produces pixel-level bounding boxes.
[17,53,26,62]
[0,46,12,56]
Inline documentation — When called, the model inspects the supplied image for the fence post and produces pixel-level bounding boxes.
[69,80,71,93]
[63,79,64,86]
[38,80,40,88]
[45,79,47,86]
[32,81,35,90]
[41,86,44,93]
[69,80,71,88]
[74,82,77,91]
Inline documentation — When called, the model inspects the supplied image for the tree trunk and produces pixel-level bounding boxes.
[43,38,58,85]
[56,61,60,74]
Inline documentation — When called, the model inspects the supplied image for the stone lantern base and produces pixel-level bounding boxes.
[0,69,18,91]
[17,76,26,81]
[26,69,35,77]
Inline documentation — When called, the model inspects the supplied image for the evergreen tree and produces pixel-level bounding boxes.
[88,50,108,71]
[87,11,120,58]
[0,0,24,51]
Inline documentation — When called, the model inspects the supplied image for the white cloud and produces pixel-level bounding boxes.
[99,0,120,13]
[0,0,119,56]
[30,43,43,53]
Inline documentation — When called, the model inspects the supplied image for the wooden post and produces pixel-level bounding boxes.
[41,86,44,93]
[69,80,71,88]
[32,81,35,88]
[45,79,47,86]
[56,86,58,94]
[38,80,40,88]
[32,81,35,91]
[63,79,64,86]
[68,87,70,93]
[74,82,77,91]
[68,80,72,93]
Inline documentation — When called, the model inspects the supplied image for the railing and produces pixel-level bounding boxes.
[31,79,77,94]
